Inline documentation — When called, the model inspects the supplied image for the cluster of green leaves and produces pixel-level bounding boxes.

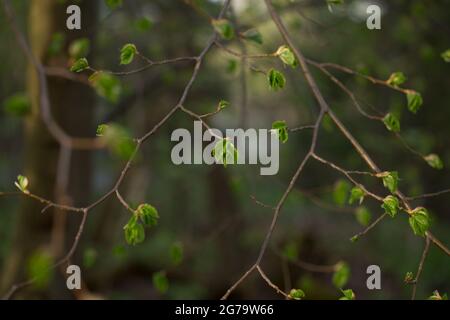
[267,69,286,91]
[348,187,365,205]
[120,44,138,65]
[271,120,289,143]
[428,290,448,300]
[332,262,350,288]
[212,19,234,40]
[97,123,135,159]
[339,289,355,300]
[15,175,29,193]
[124,203,159,246]
[27,250,53,289]
[3,93,30,117]
[70,58,89,73]
[241,29,263,45]
[408,207,431,237]
[89,72,122,103]
[276,45,297,68]
[69,38,90,59]
[289,288,305,300]
[382,195,399,218]
[153,271,169,294]
[377,171,399,193]
[212,138,238,167]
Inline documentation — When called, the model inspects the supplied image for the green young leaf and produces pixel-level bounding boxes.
[267,69,286,91]
[218,100,230,110]
[333,180,351,206]
[96,124,109,137]
[15,175,29,193]
[213,139,238,167]
[153,271,169,294]
[70,58,89,73]
[404,272,414,284]
[48,32,65,56]
[289,288,305,300]
[428,290,448,300]
[170,242,183,266]
[100,123,136,159]
[377,171,399,193]
[124,215,145,246]
[381,195,399,218]
[282,242,299,262]
[276,45,297,68]
[69,38,90,59]
[134,17,153,32]
[120,43,138,65]
[408,207,431,237]
[406,90,423,114]
[333,262,350,288]
[83,248,97,268]
[241,28,263,45]
[105,0,122,10]
[386,72,407,87]
[89,72,122,103]
[349,187,365,205]
[339,289,355,300]
[327,0,344,12]
[212,19,234,40]
[271,120,289,143]
[441,49,450,63]
[355,207,371,227]
[382,113,401,132]
[226,59,238,74]
[27,250,53,289]
[3,93,30,117]
[424,154,444,170]
[136,203,159,227]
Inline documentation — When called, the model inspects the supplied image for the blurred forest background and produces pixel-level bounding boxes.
[0,0,449,300]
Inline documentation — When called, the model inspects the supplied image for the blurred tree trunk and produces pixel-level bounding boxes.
[1,0,97,298]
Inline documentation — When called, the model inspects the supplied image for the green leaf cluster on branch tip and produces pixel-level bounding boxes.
[355,207,371,226]
[70,58,89,73]
[382,113,400,132]
[289,288,305,300]
[348,187,365,205]
[120,43,138,65]
[382,195,399,218]
[428,290,448,300]
[408,207,431,237]
[105,0,123,10]
[404,271,414,284]
[241,29,263,45]
[212,138,238,167]
[424,153,444,170]
[123,203,159,246]
[386,71,406,87]
[3,93,30,117]
[267,69,286,91]
[276,45,298,68]
[405,90,423,114]
[377,171,399,193]
[339,289,355,300]
[441,49,450,63]
[218,100,229,110]
[15,175,29,193]
[333,262,350,288]
[153,271,169,294]
[27,250,53,289]
[333,179,351,206]
[212,19,234,40]
[271,120,288,143]
[89,72,122,103]
[69,38,90,59]
[97,123,135,159]
[170,242,183,266]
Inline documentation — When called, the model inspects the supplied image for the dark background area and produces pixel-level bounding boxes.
[0,0,449,300]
